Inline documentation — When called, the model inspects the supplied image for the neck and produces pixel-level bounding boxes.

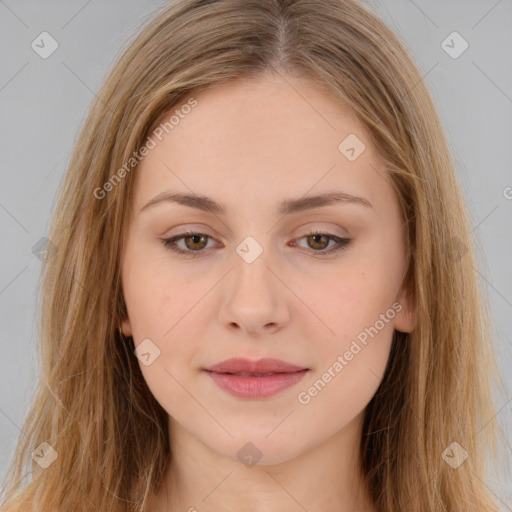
[146,412,376,512]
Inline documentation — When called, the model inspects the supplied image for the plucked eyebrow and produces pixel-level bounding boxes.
[140,190,374,215]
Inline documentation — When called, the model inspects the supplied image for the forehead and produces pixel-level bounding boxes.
[132,75,394,216]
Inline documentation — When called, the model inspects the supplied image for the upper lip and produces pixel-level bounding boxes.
[204,357,308,374]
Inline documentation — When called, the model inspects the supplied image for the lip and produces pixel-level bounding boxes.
[204,357,307,374]
[203,358,309,399]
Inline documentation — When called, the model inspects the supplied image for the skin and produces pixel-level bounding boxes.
[120,72,417,512]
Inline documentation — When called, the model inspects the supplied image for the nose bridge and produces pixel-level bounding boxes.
[218,235,289,333]
[230,236,278,301]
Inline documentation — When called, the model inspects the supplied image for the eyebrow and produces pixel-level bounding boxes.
[140,190,374,215]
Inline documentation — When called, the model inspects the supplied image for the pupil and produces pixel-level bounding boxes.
[309,234,327,249]
[188,234,205,250]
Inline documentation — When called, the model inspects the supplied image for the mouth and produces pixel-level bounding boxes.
[209,371,293,377]
[202,360,309,399]
[204,357,308,374]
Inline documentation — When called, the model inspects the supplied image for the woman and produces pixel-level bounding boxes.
[1,0,508,510]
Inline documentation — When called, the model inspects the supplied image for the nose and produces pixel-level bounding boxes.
[218,249,291,337]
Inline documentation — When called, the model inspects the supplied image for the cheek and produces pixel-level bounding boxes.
[122,241,200,337]
[295,277,396,426]
[301,259,397,342]
[122,253,205,414]
[295,253,399,396]
[309,287,395,388]
[122,245,213,390]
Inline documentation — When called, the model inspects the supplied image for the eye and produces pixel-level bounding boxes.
[160,230,352,258]
[291,230,352,256]
[160,231,217,258]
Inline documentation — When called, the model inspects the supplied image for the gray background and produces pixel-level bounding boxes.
[1,0,511,507]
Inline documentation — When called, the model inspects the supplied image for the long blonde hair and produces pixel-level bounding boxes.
[1,0,508,510]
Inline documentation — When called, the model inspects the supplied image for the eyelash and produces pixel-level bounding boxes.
[160,230,352,259]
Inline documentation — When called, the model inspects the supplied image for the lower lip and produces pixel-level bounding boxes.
[204,370,309,398]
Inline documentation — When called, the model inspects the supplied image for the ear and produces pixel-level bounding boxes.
[393,283,418,333]
[121,315,133,337]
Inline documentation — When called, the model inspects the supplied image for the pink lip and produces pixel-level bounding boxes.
[204,357,307,374]
[203,358,309,399]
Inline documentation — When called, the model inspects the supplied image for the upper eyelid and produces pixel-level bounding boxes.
[164,230,348,253]
[166,223,348,239]
[168,229,344,243]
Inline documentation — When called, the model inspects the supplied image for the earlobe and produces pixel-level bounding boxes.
[394,304,418,333]
[393,287,418,333]
[120,316,133,337]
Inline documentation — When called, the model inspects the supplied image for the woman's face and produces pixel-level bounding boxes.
[120,74,416,466]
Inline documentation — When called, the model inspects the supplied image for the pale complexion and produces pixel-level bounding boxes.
[120,73,417,512]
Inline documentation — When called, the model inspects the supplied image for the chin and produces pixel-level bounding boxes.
[206,431,307,467]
